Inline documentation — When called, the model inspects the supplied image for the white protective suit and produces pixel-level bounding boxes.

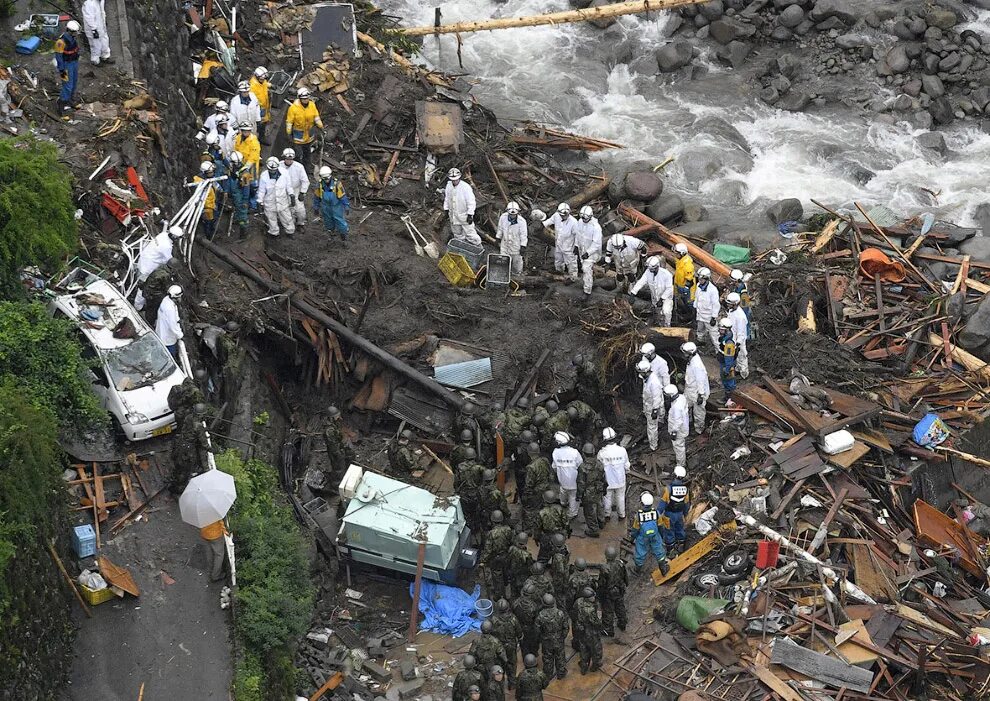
[684,353,711,434]
[605,235,646,281]
[443,180,481,245]
[229,93,261,132]
[693,281,721,347]
[134,231,173,310]
[667,394,690,467]
[729,306,750,378]
[209,128,236,159]
[257,170,295,237]
[81,0,111,64]
[279,160,310,225]
[648,355,671,389]
[544,212,580,281]
[496,212,528,275]
[642,373,665,451]
[574,217,603,295]
[155,296,183,348]
[631,266,674,327]
[203,111,225,134]
[598,443,630,519]
[552,445,582,519]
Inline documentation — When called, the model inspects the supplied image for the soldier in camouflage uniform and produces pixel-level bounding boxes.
[453,448,485,534]
[535,593,569,680]
[452,654,484,701]
[521,443,553,535]
[536,489,570,562]
[142,258,178,325]
[567,558,596,647]
[466,684,481,701]
[503,398,532,451]
[516,654,548,701]
[322,406,351,479]
[511,429,535,501]
[573,354,604,411]
[486,665,507,701]
[506,532,535,597]
[480,511,513,599]
[450,429,475,469]
[490,599,522,688]
[470,620,508,683]
[598,545,629,636]
[170,402,210,494]
[541,403,572,453]
[548,533,571,607]
[574,587,604,674]
[168,377,204,426]
[477,469,509,535]
[566,399,599,443]
[530,411,548,450]
[479,405,505,466]
[523,561,555,602]
[576,442,607,537]
[513,584,542,658]
[387,429,417,473]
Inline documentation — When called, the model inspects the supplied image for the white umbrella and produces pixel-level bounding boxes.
[179,470,237,528]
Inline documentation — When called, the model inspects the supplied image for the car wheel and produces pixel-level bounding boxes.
[693,571,722,591]
[721,548,750,575]
[717,569,748,586]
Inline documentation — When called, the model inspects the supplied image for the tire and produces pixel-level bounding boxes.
[721,548,750,575]
[692,571,722,591]
[717,569,748,586]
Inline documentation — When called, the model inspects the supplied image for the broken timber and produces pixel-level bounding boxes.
[399,0,710,36]
[617,202,732,279]
[197,238,466,410]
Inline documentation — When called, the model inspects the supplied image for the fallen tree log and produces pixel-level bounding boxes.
[356,31,453,88]
[197,238,466,410]
[399,0,709,37]
[617,202,731,279]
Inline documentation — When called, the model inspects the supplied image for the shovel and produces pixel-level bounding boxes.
[401,215,439,259]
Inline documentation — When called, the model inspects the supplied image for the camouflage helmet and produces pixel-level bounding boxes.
[575,557,587,571]
[520,430,534,443]
[517,397,530,409]
[582,442,596,456]
[497,598,510,612]
[546,399,559,413]
[483,468,496,483]
[543,489,558,504]
[464,448,477,460]
[516,532,529,547]
[524,654,538,668]
[192,402,207,415]
[531,562,545,575]
[491,510,504,524]
[605,545,618,561]
[567,406,578,420]
[463,654,477,669]
[327,406,341,419]
[552,533,566,547]
[481,620,493,634]
[582,586,596,599]
[460,428,473,443]
[542,593,555,606]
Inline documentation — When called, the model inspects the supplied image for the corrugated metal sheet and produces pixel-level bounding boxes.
[434,358,493,389]
[388,386,454,434]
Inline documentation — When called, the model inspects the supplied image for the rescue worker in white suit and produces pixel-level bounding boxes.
[664,384,690,468]
[641,343,670,389]
[230,81,261,134]
[443,168,481,245]
[81,0,113,65]
[693,267,721,348]
[630,256,674,327]
[552,432,582,520]
[201,100,228,137]
[725,292,750,379]
[257,157,295,237]
[135,225,182,310]
[681,342,711,435]
[598,427,629,521]
[574,206,603,296]
[637,359,665,452]
[604,233,646,292]
[543,203,580,282]
[279,148,310,227]
[156,285,184,358]
[496,201,528,275]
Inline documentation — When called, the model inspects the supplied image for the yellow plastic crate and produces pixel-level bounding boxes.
[438,252,476,287]
[80,584,115,606]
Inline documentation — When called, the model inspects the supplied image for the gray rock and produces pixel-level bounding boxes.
[772,0,803,7]
[975,205,990,236]
[835,33,869,49]
[771,26,794,41]
[903,79,923,96]
[886,45,911,74]
[959,296,990,351]
[766,198,803,224]
[961,235,990,259]
[916,131,947,155]
[717,40,753,68]
[891,20,918,40]
[775,90,812,111]
[912,110,935,130]
[710,17,756,44]
[775,53,802,78]
[695,13,710,27]
[682,202,709,222]
[770,75,792,94]
[794,18,814,35]
[929,96,955,124]
[646,194,685,224]
[908,16,928,36]
[972,86,990,111]
[760,86,781,104]
[890,94,913,111]
[699,0,725,20]
[588,0,618,28]
[656,41,695,72]
[926,8,958,30]
[568,0,594,7]
[939,52,961,71]
[922,74,945,97]
[623,171,664,201]
[923,53,940,73]
[672,221,719,239]
[903,42,924,59]
[779,5,805,28]
[924,26,944,42]
[809,0,857,25]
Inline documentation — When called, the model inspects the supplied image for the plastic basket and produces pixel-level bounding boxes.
[447,238,486,269]
[485,254,512,288]
[80,584,115,606]
[438,253,476,287]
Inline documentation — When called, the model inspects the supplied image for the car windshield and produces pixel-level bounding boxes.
[103,333,176,390]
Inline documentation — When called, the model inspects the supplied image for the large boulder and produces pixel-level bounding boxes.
[835,33,869,49]
[716,40,753,69]
[645,193,685,224]
[809,0,857,25]
[656,41,695,72]
[766,198,803,224]
[672,221,719,240]
[959,296,990,351]
[779,5,805,28]
[885,45,911,74]
[960,235,990,260]
[926,8,958,29]
[928,96,955,125]
[698,0,724,20]
[775,90,812,111]
[921,74,945,97]
[709,17,757,45]
[623,171,664,202]
[916,131,948,156]
[975,204,990,236]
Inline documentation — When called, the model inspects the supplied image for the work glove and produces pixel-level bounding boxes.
[60,71,68,81]
[582,252,590,260]
[519,246,527,257]
[466,214,474,225]
[92,30,99,38]
[709,317,717,327]
[696,394,705,407]
[651,409,659,420]
[289,194,296,204]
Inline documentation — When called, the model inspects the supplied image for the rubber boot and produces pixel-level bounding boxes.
[658,559,670,576]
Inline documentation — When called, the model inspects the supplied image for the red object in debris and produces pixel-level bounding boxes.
[756,540,780,569]
[125,167,149,204]
[101,192,132,224]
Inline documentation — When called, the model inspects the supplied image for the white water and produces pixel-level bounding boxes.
[380,0,990,235]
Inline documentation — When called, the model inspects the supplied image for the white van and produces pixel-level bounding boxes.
[48,268,186,441]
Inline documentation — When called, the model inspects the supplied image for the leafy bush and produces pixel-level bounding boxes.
[0,301,107,429]
[0,138,77,297]
[216,451,314,700]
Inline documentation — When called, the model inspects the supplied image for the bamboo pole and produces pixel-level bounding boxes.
[399,0,708,37]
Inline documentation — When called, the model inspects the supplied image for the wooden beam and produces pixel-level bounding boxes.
[47,540,92,618]
[408,540,427,642]
[617,202,731,279]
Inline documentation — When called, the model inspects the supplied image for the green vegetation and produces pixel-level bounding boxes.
[217,451,314,701]
[0,138,78,298]
[252,411,270,426]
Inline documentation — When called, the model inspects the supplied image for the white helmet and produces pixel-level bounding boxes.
[602,427,617,442]
[229,151,243,164]
[319,166,333,178]
[640,342,656,356]
[610,233,625,249]
[297,87,311,99]
[680,341,698,355]
[266,156,280,169]
[580,205,594,221]
[204,132,219,146]
[674,242,688,256]
[447,168,461,180]
[554,431,570,446]
[215,114,229,126]
[674,465,687,479]
[719,317,733,329]
[697,267,711,279]
[557,202,571,214]
[731,269,744,281]
[663,384,679,398]
[254,66,268,78]
[282,148,296,159]
[168,225,184,238]
[726,292,741,305]
[506,201,520,214]
[646,256,661,270]
[167,284,183,298]
[238,121,252,131]
[215,100,229,113]
[237,80,250,92]
[641,492,654,507]
[636,358,651,375]
[66,20,80,32]
[199,160,215,174]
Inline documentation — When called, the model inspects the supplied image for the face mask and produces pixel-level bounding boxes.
[508,213,518,223]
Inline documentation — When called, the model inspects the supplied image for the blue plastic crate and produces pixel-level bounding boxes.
[72,524,97,558]
[16,36,42,55]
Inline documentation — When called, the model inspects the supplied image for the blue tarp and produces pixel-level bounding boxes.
[410,580,482,637]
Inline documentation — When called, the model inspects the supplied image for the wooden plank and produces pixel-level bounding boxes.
[811,218,841,254]
[826,441,870,470]
[750,664,806,701]
[93,462,108,523]
[851,544,895,603]
[851,429,892,454]
[771,637,874,693]
[734,385,827,432]
[652,521,737,585]
[781,452,827,476]
[98,555,140,597]
[893,603,961,639]
[788,460,831,481]
[772,478,807,519]
[764,376,819,435]
[808,487,848,555]
[865,611,902,649]
[913,499,985,577]
[309,671,344,701]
